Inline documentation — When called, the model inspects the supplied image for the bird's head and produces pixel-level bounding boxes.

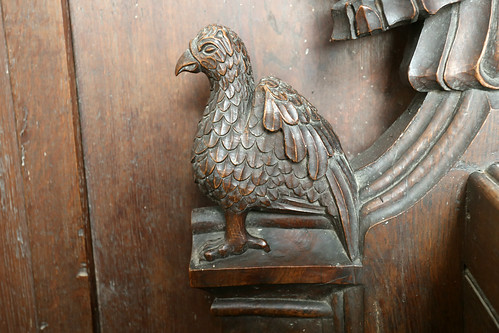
[175,24,252,83]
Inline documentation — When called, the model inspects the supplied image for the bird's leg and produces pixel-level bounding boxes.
[204,211,270,261]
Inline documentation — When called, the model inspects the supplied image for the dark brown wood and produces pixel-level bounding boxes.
[356,90,494,231]
[463,270,499,332]
[210,285,341,318]
[185,11,497,331]
[211,285,363,332]
[409,0,499,91]
[464,164,499,326]
[0,0,95,331]
[0,0,495,332]
[444,0,496,90]
[190,207,358,288]
[184,2,498,332]
[0,7,37,331]
[380,0,418,27]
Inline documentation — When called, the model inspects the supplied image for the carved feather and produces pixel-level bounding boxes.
[221,130,240,150]
[232,162,252,181]
[256,76,340,179]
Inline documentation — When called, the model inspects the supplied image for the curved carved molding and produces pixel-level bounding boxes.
[181,1,496,281]
[353,90,497,236]
[332,0,498,252]
[172,5,498,332]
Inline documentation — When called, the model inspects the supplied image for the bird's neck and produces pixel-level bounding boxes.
[206,66,255,121]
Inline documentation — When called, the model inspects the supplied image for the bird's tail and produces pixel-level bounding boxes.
[325,152,359,261]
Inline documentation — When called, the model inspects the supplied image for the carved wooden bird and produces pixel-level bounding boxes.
[176,24,358,261]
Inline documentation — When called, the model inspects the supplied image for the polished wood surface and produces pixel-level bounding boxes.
[190,207,359,288]
[177,24,359,262]
[463,272,499,333]
[331,0,460,40]
[213,284,364,332]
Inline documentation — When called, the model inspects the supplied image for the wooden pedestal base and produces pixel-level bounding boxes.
[190,207,364,332]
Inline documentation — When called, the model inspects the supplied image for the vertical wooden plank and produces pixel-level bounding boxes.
[465,167,499,311]
[1,0,95,331]
[0,3,37,331]
[344,287,364,333]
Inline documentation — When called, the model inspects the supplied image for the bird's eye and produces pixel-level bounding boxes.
[202,44,217,54]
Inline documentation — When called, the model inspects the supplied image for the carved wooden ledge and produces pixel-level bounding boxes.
[190,208,364,331]
[190,207,361,288]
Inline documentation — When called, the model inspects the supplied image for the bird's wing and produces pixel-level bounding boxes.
[252,76,343,180]
[252,76,359,259]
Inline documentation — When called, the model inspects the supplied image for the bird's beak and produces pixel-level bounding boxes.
[175,48,200,76]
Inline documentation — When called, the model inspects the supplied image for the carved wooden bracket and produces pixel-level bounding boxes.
[190,207,360,287]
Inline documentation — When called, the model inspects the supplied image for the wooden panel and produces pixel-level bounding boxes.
[222,316,331,333]
[0,8,37,332]
[465,165,499,314]
[67,0,416,331]
[360,171,468,332]
[1,0,95,331]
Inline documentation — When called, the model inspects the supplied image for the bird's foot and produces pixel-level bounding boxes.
[204,234,270,261]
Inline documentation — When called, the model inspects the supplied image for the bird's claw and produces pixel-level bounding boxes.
[203,235,270,261]
[246,235,271,252]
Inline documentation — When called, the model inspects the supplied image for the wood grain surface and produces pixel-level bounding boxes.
[0,0,95,331]
[465,165,499,320]
[0,8,37,331]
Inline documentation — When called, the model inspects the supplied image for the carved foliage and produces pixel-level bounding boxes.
[353,90,497,233]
